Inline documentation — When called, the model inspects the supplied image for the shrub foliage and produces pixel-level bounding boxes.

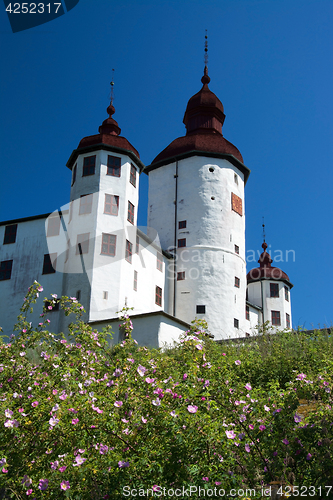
[0,282,332,498]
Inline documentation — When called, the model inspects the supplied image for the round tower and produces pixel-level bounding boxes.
[61,92,144,327]
[247,242,293,330]
[146,67,250,339]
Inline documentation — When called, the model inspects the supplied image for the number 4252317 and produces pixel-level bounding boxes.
[6,3,62,14]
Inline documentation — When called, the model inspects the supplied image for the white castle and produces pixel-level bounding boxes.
[0,67,293,346]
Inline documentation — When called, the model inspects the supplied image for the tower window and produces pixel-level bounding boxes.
[157,253,163,272]
[286,313,291,328]
[246,305,250,320]
[177,271,185,281]
[234,244,239,254]
[127,201,135,224]
[76,233,90,255]
[234,318,239,329]
[134,270,138,291]
[155,286,162,306]
[3,224,17,244]
[0,260,13,280]
[71,164,77,186]
[130,164,137,187]
[47,215,61,237]
[271,311,281,326]
[44,300,60,312]
[270,283,279,298]
[284,286,289,302]
[83,156,96,176]
[103,291,108,300]
[42,254,57,274]
[196,305,205,314]
[76,290,81,301]
[125,240,132,263]
[234,173,238,184]
[235,277,240,288]
[178,238,186,248]
[231,193,242,216]
[101,233,116,257]
[178,220,186,229]
[79,194,93,215]
[107,155,121,177]
[136,235,140,254]
[104,194,119,216]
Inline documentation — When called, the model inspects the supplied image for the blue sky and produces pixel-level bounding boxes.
[0,0,332,329]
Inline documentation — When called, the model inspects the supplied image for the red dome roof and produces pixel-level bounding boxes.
[247,242,293,288]
[67,102,142,171]
[147,66,248,178]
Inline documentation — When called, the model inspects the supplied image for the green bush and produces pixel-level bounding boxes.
[0,283,332,499]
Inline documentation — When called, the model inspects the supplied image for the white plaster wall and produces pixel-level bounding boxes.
[263,281,292,331]
[0,217,64,337]
[90,312,189,348]
[148,156,247,339]
[245,305,262,335]
[247,281,262,308]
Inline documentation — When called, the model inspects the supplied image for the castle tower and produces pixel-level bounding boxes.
[146,67,251,339]
[247,242,293,330]
[62,95,145,324]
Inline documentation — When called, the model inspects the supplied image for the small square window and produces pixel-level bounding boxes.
[157,253,163,272]
[71,164,77,186]
[107,155,121,177]
[178,238,186,248]
[234,318,239,329]
[234,245,239,254]
[47,216,61,237]
[196,305,205,314]
[0,260,13,280]
[271,310,281,326]
[134,270,138,291]
[127,201,135,225]
[3,224,17,244]
[284,286,289,302]
[177,271,185,281]
[246,305,250,320]
[83,156,96,176]
[155,286,162,306]
[270,283,279,298]
[104,194,119,216]
[130,164,137,187]
[136,235,140,254]
[125,240,133,263]
[101,233,116,256]
[44,300,60,312]
[42,253,57,274]
[178,220,187,229]
[79,194,93,215]
[286,313,290,328]
[235,277,240,288]
[76,233,90,255]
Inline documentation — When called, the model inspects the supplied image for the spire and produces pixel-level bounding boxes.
[201,30,210,85]
[99,72,121,136]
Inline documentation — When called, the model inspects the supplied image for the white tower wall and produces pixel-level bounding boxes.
[148,155,247,339]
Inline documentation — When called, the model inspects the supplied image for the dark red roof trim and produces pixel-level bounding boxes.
[66,143,145,173]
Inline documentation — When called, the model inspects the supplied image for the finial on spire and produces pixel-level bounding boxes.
[107,69,116,118]
[201,30,211,85]
[262,217,268,251]
[110,68,115,105]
